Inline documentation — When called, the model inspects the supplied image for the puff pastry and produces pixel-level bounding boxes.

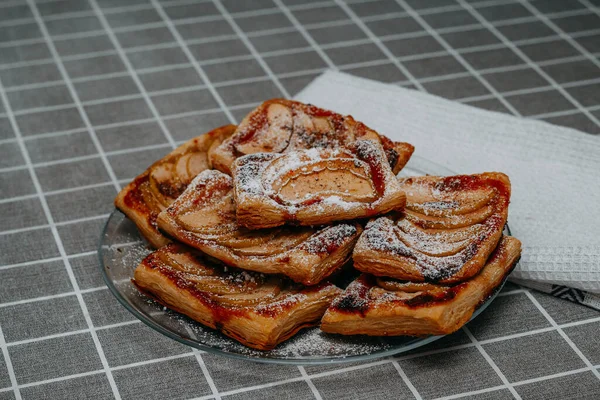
[353,173,511,284]
[134,243,341,350]
[114,125,235,247]
[157,170,361,285]
[232,140,406,230]
[209,99,414,175]
[321,236,521,336]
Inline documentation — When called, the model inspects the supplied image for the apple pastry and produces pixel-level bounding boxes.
[232,140,406,230]
[157,170,361,285]
[209,99,414,175]
[134,243,341,350]
[321,236,521,337]
[114,125,235,248]
[353,173,511,284]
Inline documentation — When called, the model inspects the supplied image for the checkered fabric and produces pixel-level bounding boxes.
[0,0,599,399]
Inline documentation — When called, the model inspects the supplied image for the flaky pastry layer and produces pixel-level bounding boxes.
[353,172,511,283]
[321,236,521,336]
[114,125,235,247]
[232,140,406,229]
[134,243,342,350]
[157,170,361,285]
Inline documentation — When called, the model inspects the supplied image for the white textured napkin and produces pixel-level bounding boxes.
[296,71,600,294]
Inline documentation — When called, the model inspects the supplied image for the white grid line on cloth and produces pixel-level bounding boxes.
[192,362,600,400]
[524,290,600,382]
[2,15,596,85]
[7,328,95,348]
[0,0,329,33]
[298,365,323,400]
[584,0,600,10]
[0,0,532,32]
[3,314,600,398]
[3,6,593,66]
[497,288,528,297]
[1,47,594,99]
[0,100,255,147]
[0,0,470,23]
[2,286,598,363]
[0,53,122,400]
[13,0,598,36]
[514,104,600,120]
[187,375,311,400]
[190,346,222,400]
[397,0,522,116]
[0,286,108,310]
[0,214,109,237]
[21,4,122,195]
[2,53,600,133]
[0,245,126,271]
[510,366,594,389]
[334,0,426,91]
[533,0,600,72]
[211,0,291,98]
[150,0,236,124]
[431,384,507,400]
[0,0,180,16]
[458,0,600,128]
[8,370,107,392]
[0,141,171,175]
[0,325,21,399]
[273,0,337,70]
[2,32,598,100]
[87,0,177,152]
[6,47,600,123]
[462,326,522,399]
[392,361,423,400]
[0,255,65,272]
[109,351,197,372]
[0,182,114,208]
[11,4,123,399]
[177,295,223,398]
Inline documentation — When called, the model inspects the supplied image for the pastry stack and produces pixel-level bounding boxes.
[115,99,521,350]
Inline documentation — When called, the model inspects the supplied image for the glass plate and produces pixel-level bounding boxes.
[98,156,508,365]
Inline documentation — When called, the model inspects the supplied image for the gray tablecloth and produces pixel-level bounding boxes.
[1,1,599,399]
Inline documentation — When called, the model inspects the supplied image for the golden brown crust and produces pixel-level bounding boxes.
[114,125,236,248]
[353,172,511,284]
[133,243,341,350]
[321,236,521,336]
[157,170,362,285]
[232,140,406,230]
[209,99,413,175]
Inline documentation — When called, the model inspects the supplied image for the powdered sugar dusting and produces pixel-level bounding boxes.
[363,215,492,281]
[300,224,358,255]
[166,169,232,214]
[359,173,508,281]
[234,141,402,225]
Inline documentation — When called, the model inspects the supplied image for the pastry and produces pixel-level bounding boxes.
[157,170,362,285]
[353,173,511,283]
[114,125,236,247]
[321,236,521,336]
[209,99,414,175]
[134,243,342,350]
[232,140,406,229]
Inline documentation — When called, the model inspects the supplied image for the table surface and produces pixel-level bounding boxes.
[1,0,600,399]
